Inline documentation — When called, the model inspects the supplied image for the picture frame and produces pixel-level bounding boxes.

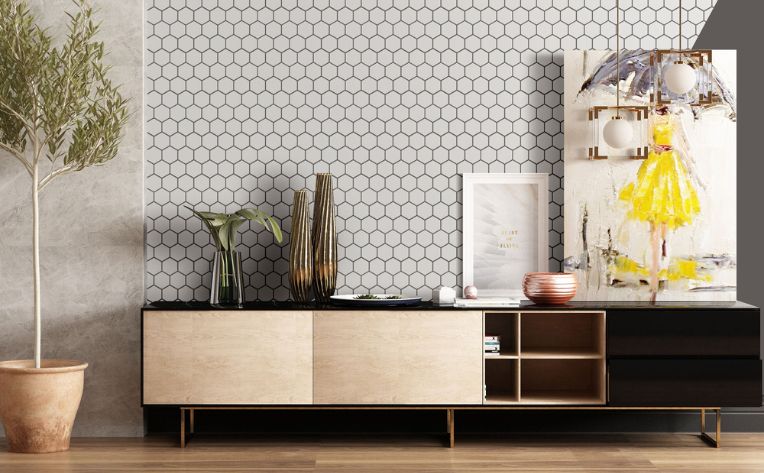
[462,173,549,298]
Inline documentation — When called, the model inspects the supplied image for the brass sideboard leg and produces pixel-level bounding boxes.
[448,409,455,448]
[180,408,186,448]
[716,409,721,448]
[700,408,705,433]
[190,408,195,434]
[700,408,721,448]
[446,409,451,434]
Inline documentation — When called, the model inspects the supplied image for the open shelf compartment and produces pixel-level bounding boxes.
[520,358,605,405]
[483,310,607,406]
[520,312,605,359]
[483,312,519,358]
[484,358,519,404]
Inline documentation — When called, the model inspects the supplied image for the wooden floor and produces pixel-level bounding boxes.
[2,434,764,472]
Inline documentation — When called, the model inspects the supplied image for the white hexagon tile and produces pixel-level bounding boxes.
[145,0,717,302]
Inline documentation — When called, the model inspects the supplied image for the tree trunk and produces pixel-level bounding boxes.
[32,163,41,369]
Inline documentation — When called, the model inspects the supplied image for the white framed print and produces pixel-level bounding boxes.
[462,173,549,298]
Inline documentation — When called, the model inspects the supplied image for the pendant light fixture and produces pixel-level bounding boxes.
[663,0,695,95]
[602,0,631,149]
[588,0,648,160]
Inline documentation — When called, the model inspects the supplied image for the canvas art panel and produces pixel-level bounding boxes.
[563,50,737,301]
[463,173,548,298]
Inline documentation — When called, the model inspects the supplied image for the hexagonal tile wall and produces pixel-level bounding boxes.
[146,0,716,302]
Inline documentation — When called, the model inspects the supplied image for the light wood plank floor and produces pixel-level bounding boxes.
[2,434,764,472]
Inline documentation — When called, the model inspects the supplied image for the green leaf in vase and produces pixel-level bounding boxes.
[188,205,284,251]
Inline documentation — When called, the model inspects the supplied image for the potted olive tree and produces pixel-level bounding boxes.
[0,0,128,453]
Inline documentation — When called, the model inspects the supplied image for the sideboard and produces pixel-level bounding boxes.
[142,301,761,448]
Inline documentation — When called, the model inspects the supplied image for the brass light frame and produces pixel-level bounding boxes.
[588,105,650,160]
[652,0,717,107]
[651,49,718,107]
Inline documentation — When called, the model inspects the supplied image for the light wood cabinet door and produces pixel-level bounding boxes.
[313,311,483,404]
[143,311,313,405]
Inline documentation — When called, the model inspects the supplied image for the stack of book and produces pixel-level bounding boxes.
[484,335,501,356]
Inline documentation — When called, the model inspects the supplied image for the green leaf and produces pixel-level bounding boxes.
[267,215,283,243]
[192,210,219,220]
[227,218,246,249]
[236,208,284,244]
[235,208,262,221]
[186,205,223,249]
[217,221,230,251]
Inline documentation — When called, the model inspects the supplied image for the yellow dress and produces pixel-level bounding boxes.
[619,117,700,230]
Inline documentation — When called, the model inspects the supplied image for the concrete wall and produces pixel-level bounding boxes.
[0,0,144,436]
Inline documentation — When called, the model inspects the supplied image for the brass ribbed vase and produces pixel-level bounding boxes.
[312,173,337,303]
[289,189,313,303]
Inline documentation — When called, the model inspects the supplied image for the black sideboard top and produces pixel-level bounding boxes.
[143,300,759,311]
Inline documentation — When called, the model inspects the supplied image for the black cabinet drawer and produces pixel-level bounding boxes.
[607,310,760,357]
[608,359,762,407]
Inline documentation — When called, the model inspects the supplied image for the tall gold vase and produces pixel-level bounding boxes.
[312,173,337,303]
[289,189,313,303]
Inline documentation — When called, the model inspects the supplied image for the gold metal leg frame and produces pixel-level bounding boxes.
[179,408,185,448]
[448,409,455,448]
[700,408,721,448]
[180,408,195,448]
[175,406,719,449]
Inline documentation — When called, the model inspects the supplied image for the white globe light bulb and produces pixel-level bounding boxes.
[664,62,696,95]
[603,118,633,149]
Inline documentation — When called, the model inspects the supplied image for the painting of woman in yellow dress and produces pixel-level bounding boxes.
[618,107,700,301]
[564,50,737,301]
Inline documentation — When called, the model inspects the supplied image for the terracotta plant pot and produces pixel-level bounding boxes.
[522,272,578,305]
[0,360,87,453]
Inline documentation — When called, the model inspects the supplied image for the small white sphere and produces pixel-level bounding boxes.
[603,118,633,149]
[664,62,696,95]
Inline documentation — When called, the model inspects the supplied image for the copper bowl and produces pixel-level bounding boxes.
[522,272,577,305]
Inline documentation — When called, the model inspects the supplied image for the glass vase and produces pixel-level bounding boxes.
[210,250,244,307]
